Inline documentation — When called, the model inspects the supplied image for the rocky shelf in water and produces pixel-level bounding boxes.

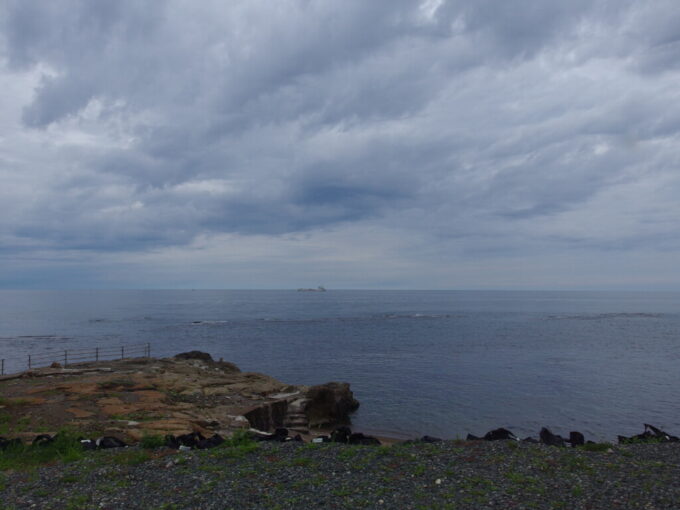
[0,351,360,444]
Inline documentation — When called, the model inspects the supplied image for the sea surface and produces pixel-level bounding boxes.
[1,290,679,441]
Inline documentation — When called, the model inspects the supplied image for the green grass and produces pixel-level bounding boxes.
[108,450,152,466]
[581,442,613,452]
[0,397,31,407]
[140,434,166,449]
[0,430,85,471]
[209,430,259,459]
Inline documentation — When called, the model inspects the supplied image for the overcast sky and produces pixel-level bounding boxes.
[1,1,679,290]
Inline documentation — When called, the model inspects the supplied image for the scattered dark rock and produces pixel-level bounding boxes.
[569,431,585,446]
[348,433,381,446]
[80,439,97,450]
[540,427,566,447]
[305,382,359,428]
[619,423,680,444]
[467,428,517,441]
[196,434,225,449]
[176,432,205,448]
[32,434,54,446]
[522,437,539,444]
[484,428,517,441]
[96,436,127,449]
[50,362,62,369]
[331,426,352,444]
[165,434,180,449]
[420,435,442,443]
[251,427,289,442]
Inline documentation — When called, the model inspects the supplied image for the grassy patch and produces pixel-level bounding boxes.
[210,430,259,459]
[108,449,152,466]
[140,434,166,449]
[0,397,31,407]
[0,430,85,471]
[581,442,613,452]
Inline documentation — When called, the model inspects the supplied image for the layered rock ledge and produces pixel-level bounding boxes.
[0,351,359,443]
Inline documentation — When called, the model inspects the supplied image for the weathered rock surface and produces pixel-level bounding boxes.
[0,353,359,443]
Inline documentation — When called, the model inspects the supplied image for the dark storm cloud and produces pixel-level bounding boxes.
[1,0,679,284]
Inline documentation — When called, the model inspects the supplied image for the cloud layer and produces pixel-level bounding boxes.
[1,0,680,288]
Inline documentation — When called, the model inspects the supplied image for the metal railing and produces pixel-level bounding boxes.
[1,343,151,376]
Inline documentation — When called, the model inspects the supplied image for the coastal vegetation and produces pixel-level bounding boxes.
[2,438,680,509]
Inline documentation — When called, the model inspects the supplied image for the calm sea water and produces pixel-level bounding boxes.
[1,290,679,441]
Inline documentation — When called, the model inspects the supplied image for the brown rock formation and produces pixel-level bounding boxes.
[0,352,359,442]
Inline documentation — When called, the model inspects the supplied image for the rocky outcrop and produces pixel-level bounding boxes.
[174,351,214,362]
[244,400,290,432]
[303,382,360,428]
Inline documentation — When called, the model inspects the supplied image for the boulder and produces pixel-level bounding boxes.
[304,382,359,428]
[483,428,517,441]
[569,431,585,446]
[467,428,517,441]
[539,427,566,447]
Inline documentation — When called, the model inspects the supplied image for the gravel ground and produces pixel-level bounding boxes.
[2,440,680,509]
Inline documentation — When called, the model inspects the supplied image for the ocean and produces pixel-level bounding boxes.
[1,289,679,441]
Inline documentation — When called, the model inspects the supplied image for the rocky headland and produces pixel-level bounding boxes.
[0,351,359,444]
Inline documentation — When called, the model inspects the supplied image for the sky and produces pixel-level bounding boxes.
[1,0,680,290]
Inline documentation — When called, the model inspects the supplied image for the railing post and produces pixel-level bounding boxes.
[28,354,31,369]
[64,350,68,367]
[121,346,124,360]
[146,343,150,358]
[1,359,4,375]
[96,347,99,362]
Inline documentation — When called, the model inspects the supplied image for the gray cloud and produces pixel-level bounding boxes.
[1,0,680,288]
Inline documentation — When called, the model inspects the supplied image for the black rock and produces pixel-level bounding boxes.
[417,435,441,443]
[164,434,180,449]
[348,433,381,446]
[483,428,517,441]
[251,428,289,442]
[32,434,54,447]
[569,431,585,447]
[522,436,539,443]
[466,434,481,440]
[97,436,127,449]
[619,424,679,444]
[80,439,97,450]
[331,426,352,444]
[539,427,566,447]
[196,434,225,449]
[176,432,205,448]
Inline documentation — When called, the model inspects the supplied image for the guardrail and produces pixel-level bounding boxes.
[1,343,151,376]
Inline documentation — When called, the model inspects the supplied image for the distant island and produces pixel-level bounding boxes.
[297,285,326,292]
